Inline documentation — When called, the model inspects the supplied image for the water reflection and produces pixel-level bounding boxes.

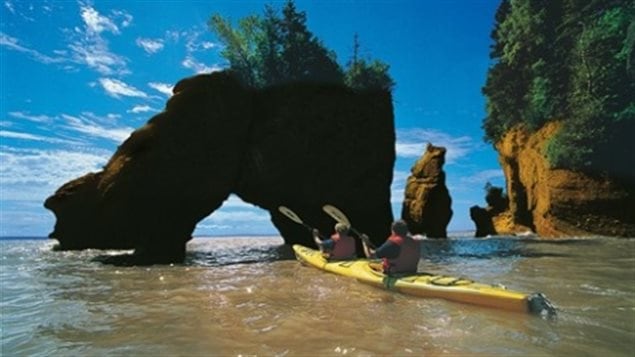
[185,242,295,267]
[421,237,580,263]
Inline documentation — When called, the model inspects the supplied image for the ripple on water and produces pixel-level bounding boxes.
[1,237,634,356]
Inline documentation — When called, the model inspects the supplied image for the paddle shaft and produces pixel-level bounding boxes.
[278,206,325,238]
[322,205,376,249]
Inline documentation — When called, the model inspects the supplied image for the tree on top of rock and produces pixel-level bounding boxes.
[209,0,393,91]
[345,33,395,91]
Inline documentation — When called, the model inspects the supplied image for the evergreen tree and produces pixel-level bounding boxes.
[278,0,343,84]
[209,14,261,87]
[344,33,395,91]
[208,0,393,91]
[483,0,634,179]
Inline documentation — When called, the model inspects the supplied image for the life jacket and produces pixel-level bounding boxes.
[329,233,356,260]
[382,234,420,274]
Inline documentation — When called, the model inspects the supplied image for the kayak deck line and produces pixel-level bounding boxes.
[292,244,557,317]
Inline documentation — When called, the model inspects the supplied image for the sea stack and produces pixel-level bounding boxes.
[45,71,396,264]
[401,143,453,238]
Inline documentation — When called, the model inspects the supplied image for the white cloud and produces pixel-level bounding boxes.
[2,5,131,75]
[182,56,223,74]
[0,32,66,64]
[391,170,410,189]
[0,130,81,145]
[65,5,129,75]
[0,146,110,204]
[68,39,128,75]
[165,30,183,42]
[203,209,270,223]
[220,194,264,209]
[136,37,164,54]
[0,147,108,187]
[61,113,134,142]
[148,82,174,97]
[460,169,504,184]
[391,188,405,204]
[2,0,35,22]
[183,30,219,52]
[176,29,223,74]
[4,1,15,14]
[127,105,157,114]
[389,170,410,204]
[99,78,148,98]
[112,10,133,28]
[8,111,54,123]
[201,41,217,50]
[80,6,119,34]
[395,128,478,164]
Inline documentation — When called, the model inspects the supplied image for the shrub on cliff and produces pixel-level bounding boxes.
[483,0,634,180]
[209,0,394,91]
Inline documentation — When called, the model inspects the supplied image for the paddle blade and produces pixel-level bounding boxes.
[322,204,351,226]
[278,206,303,225]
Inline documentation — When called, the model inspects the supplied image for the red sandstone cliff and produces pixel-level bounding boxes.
[474,122,635,237]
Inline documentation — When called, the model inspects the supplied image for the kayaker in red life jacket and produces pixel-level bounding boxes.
[312,223,356,260]
[360,220,421,275]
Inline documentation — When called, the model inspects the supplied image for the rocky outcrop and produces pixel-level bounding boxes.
[44,71,395,264]
[401,143,453,238]
[469,206,496,237]
[471,122,635,237]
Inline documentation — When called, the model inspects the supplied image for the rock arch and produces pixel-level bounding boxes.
[44,72,396,264]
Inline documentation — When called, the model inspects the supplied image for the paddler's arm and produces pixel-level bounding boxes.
[312,229,323,250]
[312,229,333,253]
[360,234,376,258]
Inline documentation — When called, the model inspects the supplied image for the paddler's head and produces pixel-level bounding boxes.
[335,223,350,235]
[391,220,409,236]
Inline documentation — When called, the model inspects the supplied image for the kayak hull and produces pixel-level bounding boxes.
[293,244,552,314]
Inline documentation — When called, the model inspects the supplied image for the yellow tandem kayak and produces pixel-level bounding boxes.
[292,244,555,316]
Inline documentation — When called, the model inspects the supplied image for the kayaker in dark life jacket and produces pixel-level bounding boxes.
[360,220,421,275]
[312,223,356,260]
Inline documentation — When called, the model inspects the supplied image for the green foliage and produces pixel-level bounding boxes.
[483,0,634,179]
[209,14,261,87]
[345,59,394,91]
[208,0,393,91]
[344,34,394,91]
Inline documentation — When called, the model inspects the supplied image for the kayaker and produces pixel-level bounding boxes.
[312,223,356,260]
[360,220,421,275]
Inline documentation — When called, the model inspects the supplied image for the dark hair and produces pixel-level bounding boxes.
[391,220,409,236]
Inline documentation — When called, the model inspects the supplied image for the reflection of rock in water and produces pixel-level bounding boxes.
[184,243,296,267]
[46,71,395,265]
[420,237,577,263]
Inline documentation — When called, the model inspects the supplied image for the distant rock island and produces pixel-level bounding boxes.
[45,71,395,264]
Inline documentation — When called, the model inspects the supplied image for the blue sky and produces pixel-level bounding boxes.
[0,0,505,237]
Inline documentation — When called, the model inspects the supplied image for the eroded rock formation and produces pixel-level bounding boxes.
[401,143,453,238]
[471,122,635,237]
[44,71,395,264]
